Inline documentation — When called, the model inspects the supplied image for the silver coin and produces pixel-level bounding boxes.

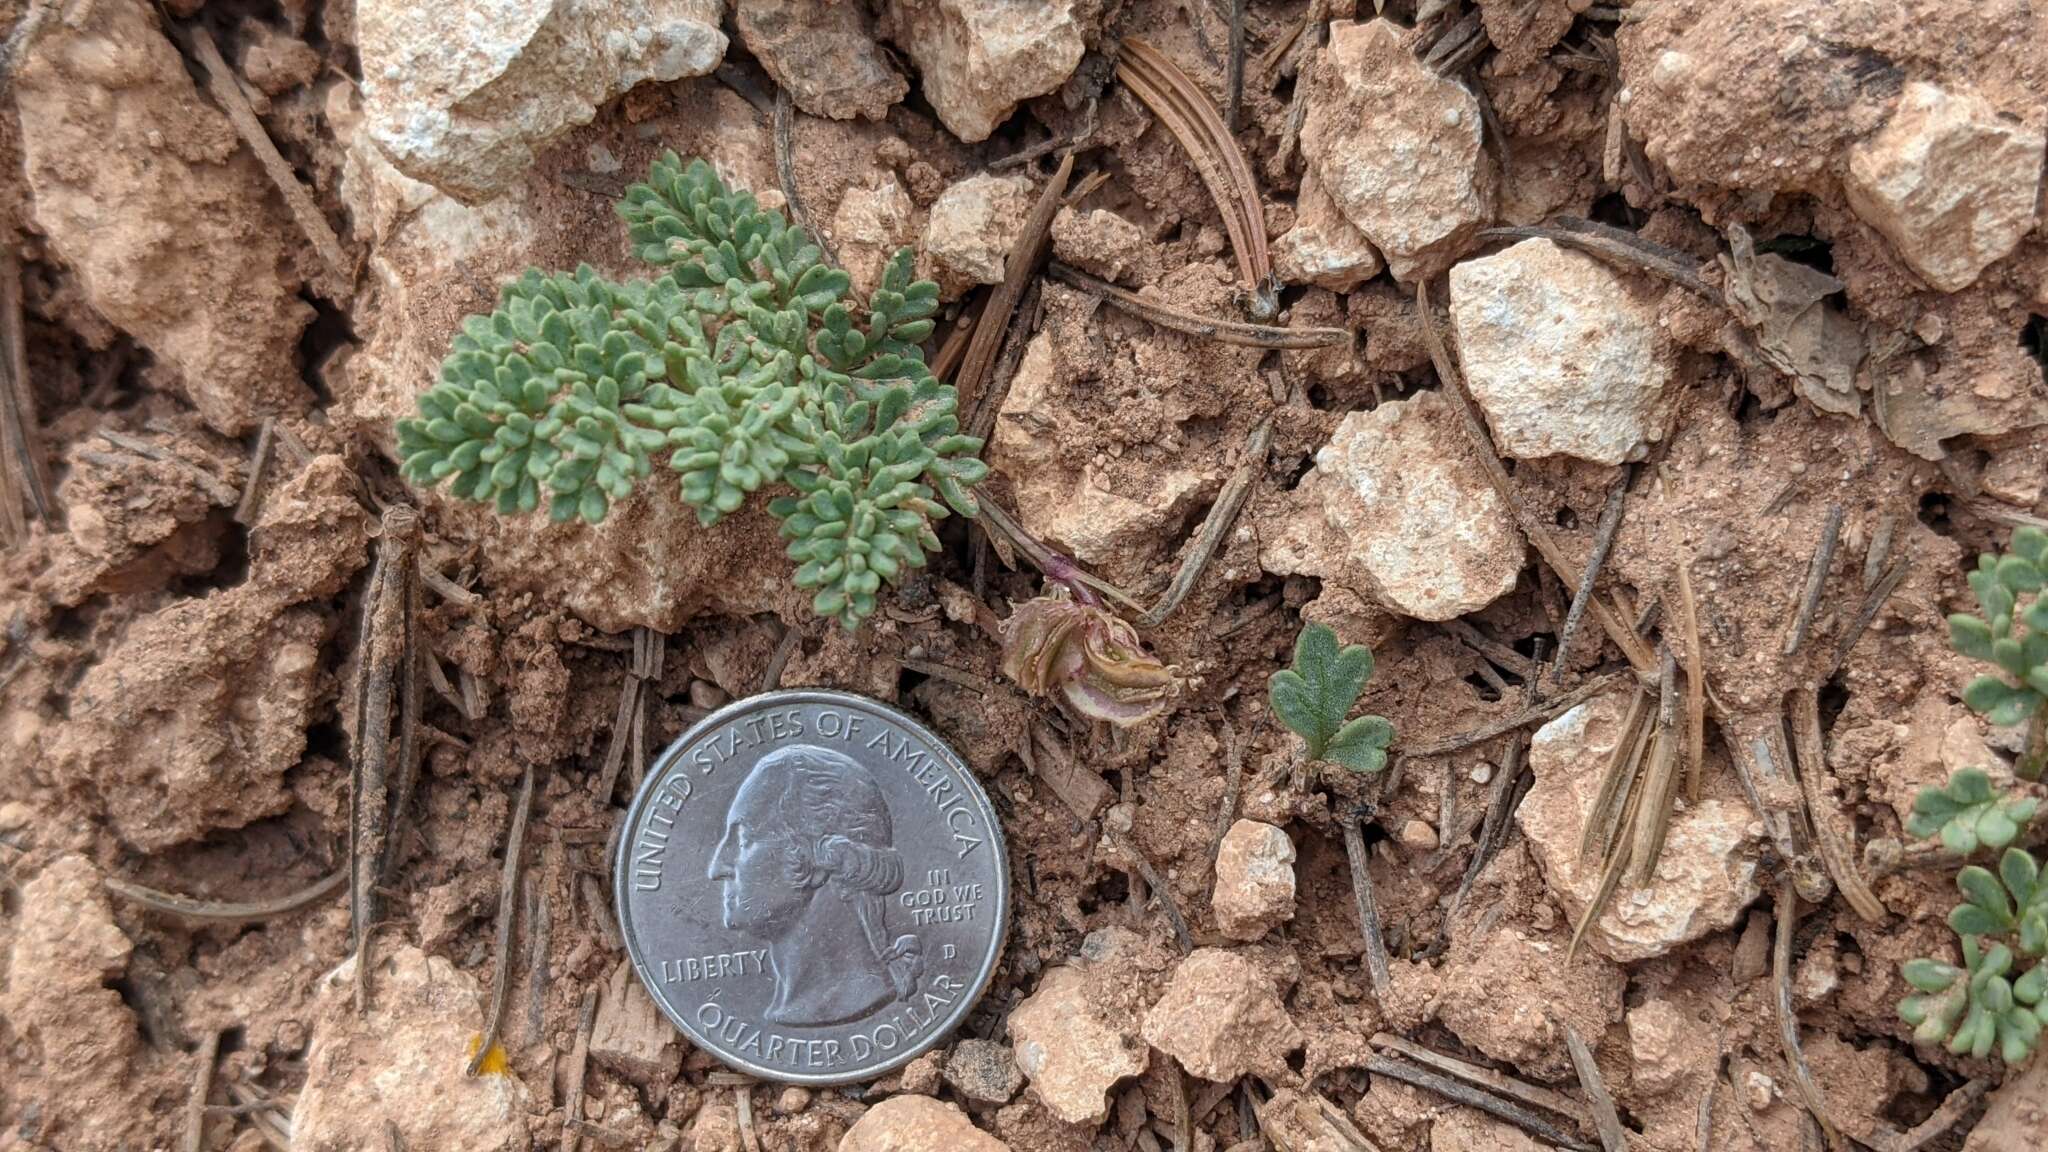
[614,688,1008,1085]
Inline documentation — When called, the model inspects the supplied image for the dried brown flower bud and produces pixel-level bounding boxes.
[999,592,1174,725]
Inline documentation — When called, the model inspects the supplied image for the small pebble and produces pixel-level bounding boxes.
[1398,819,1439,852]
[1469,762,1494,785]
[776,1087,811,1114]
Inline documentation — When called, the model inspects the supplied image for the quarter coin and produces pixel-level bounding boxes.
[615,688,1009,1085]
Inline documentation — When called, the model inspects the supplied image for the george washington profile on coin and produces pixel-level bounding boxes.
[710,744,925,1026]
[617,689,1008,1085]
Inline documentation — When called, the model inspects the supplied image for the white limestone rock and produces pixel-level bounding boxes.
[293,947,530,1150]
[1273,171,1385,291]
[884,0,1086,143]
[1845,81,2045,293]
[1450,238,1674,464]
[1212,819,1298,942]
[1301,19,1495,281]
[1007,964,1148,1125]
[1260,390,1521,621]
[921,173,1035,298]
[356,0,727,200]
[737,0,906,121]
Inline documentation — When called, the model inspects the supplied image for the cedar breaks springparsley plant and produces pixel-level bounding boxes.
[395,154,987,629]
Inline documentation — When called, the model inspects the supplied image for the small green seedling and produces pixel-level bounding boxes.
[395,153,987,629]
[1899,769,2048,1064]
[1269,622,1394,775]
[1947,527,2048,779]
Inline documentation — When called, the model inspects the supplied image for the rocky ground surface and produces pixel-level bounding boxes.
[1,0,2046,1150]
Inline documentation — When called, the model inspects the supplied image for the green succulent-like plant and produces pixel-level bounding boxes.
[1901,938,2047,1064]
[1908,768,2041,855]
[1269,622,1394,775]
[1898,769,2047,1063]
[1947,527,2048,780]
[394,153,988,629]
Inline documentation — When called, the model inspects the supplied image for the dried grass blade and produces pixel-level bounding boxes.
[185,1028,221,1152]
[965,279,1043,443]
[1829,554,1907,679]
[1407,670,1627,758]
[1783,504,1844,658]
[773,89,835,267]
[1140,419,1271,627]
[1774,879,1840,1144]
[1342,813,1392,1000]
[1049,262,1343,348]
[1677,562,1706,802]
[0,249,52,543]
[468,763,535,1075]
[1554,479,1628,681]
[1117,38,1276,315]
[1560,1020,1629,1152]
[1584,693,1654,866]
[956,154,1071,417]
[1577,688,1648,863]
[1630,646,1683,882]
[1789,687,1887,922]
[1570,771,1643,965]
[1730,714,1828,902]
[1369,1033,1593,1127]
[106,867,346,923]
[1364,1055,1594,1152]
[561,988,599,1152]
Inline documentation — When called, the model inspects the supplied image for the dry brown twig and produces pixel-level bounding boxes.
[773,88,835,268]
[186,1029,221,1152]
[468,764,535,1075]
[222,1081,292,1151]
[561,988,599,1152]
[1139,419,1272,628]
[0,248,52,546]
[1676,561,1707,801]
[1783,504,1845,657]
[1788,686,1887,922]
[1116,38,1278,318]
[1369,1032,1593,1130]
[1342,812,1393,1001]
[956,154,1072,420]
[1109,828,1194,953]
[1363,1054,1594,1151]
[964,278,1042,443]
[1773,879,1839,1146]
[1560,1019,1629,1152]
[595,628,664,804]
[1404,670,1626,758]
[1050,262,1346,349]
[1479,219,1712,297]
[759,622,801,693]
[1555,479,1629,680]
[180,23,351,298]
[352,505,423,1012]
